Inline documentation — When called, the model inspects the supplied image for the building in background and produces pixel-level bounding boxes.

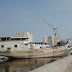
[43,36,48,43]
[43,36,56,46]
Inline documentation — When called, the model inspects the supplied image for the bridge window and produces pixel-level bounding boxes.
[1,38,6,41]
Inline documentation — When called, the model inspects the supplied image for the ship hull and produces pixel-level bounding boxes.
[5,46,68,59]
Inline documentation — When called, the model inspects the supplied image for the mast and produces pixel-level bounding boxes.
[54,25,58,45]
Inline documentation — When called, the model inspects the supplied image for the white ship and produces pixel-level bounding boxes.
[0,37,69,58]
[0,24,70,58]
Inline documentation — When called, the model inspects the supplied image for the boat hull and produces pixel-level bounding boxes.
[5,46,68,59]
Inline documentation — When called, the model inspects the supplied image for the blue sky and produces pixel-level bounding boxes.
[0,0,72,41]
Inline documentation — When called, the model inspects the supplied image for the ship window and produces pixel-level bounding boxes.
[1,45,4,48]
[1,38,6,41]
[41,43,42,44]
[25,44,28,45]
[14,45,17,47]
[45,43,47,45]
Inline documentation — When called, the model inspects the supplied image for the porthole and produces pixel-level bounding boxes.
[14,45,17,47]
[1,45,4,48]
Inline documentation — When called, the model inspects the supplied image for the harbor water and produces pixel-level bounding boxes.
[0,57,62,72]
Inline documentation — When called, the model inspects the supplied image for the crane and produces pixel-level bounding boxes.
[42,19,59,44]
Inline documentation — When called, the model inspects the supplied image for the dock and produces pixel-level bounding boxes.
[30,55,72,72]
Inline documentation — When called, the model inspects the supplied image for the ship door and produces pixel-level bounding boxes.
[7,48,11,53]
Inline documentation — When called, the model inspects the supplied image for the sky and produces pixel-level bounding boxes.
[0,0,72,41]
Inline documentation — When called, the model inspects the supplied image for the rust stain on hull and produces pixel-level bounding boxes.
[7,47,67,58]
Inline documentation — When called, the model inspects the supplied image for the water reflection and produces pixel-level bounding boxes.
[0,57,61,72]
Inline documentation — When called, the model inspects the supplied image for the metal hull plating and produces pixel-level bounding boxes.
[6,45,67,58]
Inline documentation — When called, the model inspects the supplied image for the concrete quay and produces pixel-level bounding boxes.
[30,55,72,72]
